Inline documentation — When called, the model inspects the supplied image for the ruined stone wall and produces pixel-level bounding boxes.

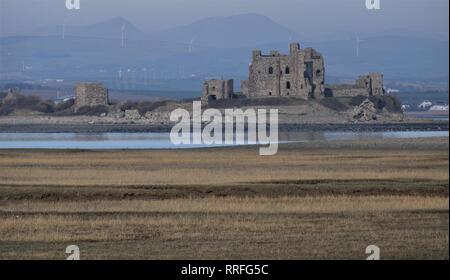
[326,72,385,98]
[326,85,370,97]
[241,42,324,100]
[206,42,384,103]
[224,79,234,97]
[368,72,384,96]
[304,48,325,98]
[355,73,385,96]
[201,79,234,105]
[279,55,293,97]
[241,80,249,96]
[287,43,307,99]
[75,83,108,110]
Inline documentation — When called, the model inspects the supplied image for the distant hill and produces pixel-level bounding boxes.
[149,36,449,80]
[31,16,146,40]
[148,13,301,48]
[0,14,448,92]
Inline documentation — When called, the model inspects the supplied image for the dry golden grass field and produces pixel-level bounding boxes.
[0,137,448,259]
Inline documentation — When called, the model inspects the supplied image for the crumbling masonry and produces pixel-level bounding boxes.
[241,43,325,99]
[75,83,109,110]
[201,42,385,104]
[201,79,234,104]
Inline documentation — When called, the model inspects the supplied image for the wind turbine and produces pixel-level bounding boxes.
[62,21,66,40]
[356,36,364,57]
[121,24,126,48]
[142,68,148,87]
[117,69,122,89]
[187,36,196,53]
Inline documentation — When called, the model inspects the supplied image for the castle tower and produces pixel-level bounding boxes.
[201,79,234,105]
[289,42,300,55]
[369,72,385,96]
[74,83,109,110]
[241,42,325,100]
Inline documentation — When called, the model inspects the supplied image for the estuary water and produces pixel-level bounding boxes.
[0,131,448,149]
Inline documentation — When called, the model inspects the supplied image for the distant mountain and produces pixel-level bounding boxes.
[150,36,449,80]
[322,29,449,42]
[148,13,301,48]
[31,16,146,40]
[314,35,449,79]
[0,15,448,92]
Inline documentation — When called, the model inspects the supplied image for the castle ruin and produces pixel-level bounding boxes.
[201,79,234,105]
[201,42,385,104]
[74,83,109,110]
[326,73,385,98]
[241,43,325,99]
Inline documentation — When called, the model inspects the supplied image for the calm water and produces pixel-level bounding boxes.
[0,131,447,149]
[405,112,449,121]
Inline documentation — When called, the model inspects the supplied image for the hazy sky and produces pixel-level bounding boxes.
[1,0,448,40]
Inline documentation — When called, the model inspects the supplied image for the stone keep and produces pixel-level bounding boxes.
[201,79,234,104]
[241,43,325,100]
[75,83,109,109]
[356,73,385,96]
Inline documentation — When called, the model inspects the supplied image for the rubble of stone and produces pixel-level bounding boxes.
[124,109,141,120]
[353,99,378,121]
[107,109,125,119]
[144,111,171,123]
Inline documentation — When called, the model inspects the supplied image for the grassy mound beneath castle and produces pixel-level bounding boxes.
[205,95,402,114]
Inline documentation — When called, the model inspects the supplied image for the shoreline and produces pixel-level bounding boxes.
[0,121,448,133]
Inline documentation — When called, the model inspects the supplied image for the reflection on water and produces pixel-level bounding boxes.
[0,131,448,149]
